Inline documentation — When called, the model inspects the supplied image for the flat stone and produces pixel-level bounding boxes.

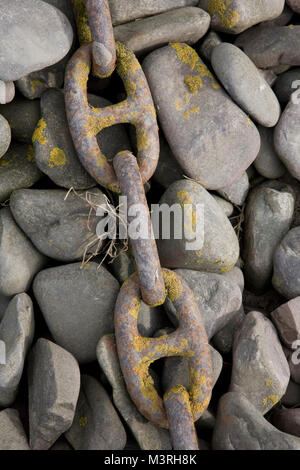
[10,188,109,262]
[217,172,249,205]
[211,43,280,127]
[271,297,300,348]
[272,408,300,438]
[0,208,46,296]
[156,180,239,272]
[212,392,300,450]
[212,195,234,217]
[0,293,34,407]
[273,227,300,299]
[287,0,300,14]
[281,379,300,407]
[108,0,199,25]
[243,181,294,293]
[198,31,222,61]
[114,7,210,56]
[0,98,40,144]
[165,269,242,339]
[28,338,80,450]
[0,115,11,158]
[0,409,30,450]
[0,143,42,203]
[65,375,126,450]
[230,311,290,414]
[143,43,260,190]
[0,0,73,81]
[199,0,285,34]
[273,68,300,103]
[33,91,130,189]
[274,97,300,182]
[254,126,286,179]
[97,335,172,450]
[33,262,119,363]
[235,25,300,68]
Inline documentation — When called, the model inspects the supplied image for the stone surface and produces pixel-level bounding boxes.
[65,375,126,450]
[243,181,294,293]
[287,0,300,14]
[33,91,130,189]
[0,98,40,144]
[0,115,11,158]
[143,43,260,190]
[108,0,199,25]
[10,188,109,262]
[0,293,34,407]
[114,7,210,56]
[211,43,280,127]
[0,80,15,105]
[165,268,242,339]
[28,338,80,450]
[273,227,300,299]
[235,25,300,68]
[254,126,286,179]
[156,180,239,272]
[273,68,300,103]
[198,30,222,61]
[0,409,30,450]
[0,208,46,296]
[153,133,183,188]
[199,0,285,34]
[212,195,234,217]
[271,297,300,348]
[274,97,300,182]
[230,311,290,414]
[0,143,42,203]
[212,392,300,450]
[272,408,300,438]
[0,0,73,81]
[97,335,172,450]
[33,262,119,363]
[217,172,249,205]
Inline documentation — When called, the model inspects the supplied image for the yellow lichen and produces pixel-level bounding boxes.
[75,61,90,89]
[183,111,189,119]
[48,148,67,168]
[136,129,150,151]
[175,99,183,110]
[208,0,240,29]
[72,0,92,45]
[30,79,44,94]
[27,145,35,162]
[170,43,199,71]
[32,118,47,145]
[163,270,183,302]
[133,360,159,413]
[129,296,141,319]
[265,380,273,387]
[190,106,200,114]
[134,335,151,352]
[263,395,279,408]
[184,75,203,94]
[177,190,197,228]
[79,416,88,427]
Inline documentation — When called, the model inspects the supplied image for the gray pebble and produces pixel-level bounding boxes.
[0,409,30,450]
[198,31,222,61]
[211,195,234,217]
[271,297,300,348]
[217,172,249,205]
[273,227,300,299]
[33,262,119,363]
[0,115,11,158]
[254,125,286,179]
[28,338,80,450]
[0,98,40,144]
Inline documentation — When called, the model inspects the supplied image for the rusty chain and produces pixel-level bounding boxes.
[65,0,213,450]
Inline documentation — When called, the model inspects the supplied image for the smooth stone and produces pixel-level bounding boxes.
[153,133,183,188]
[0,143,42,203]
[0,0,73,81]
[0,208,45,296]
[0,98,40,144]
[198,31,222,61]
[0,115,11,158]
[243,288,285,314]
[65,375,126,450]
[107,0,199,25]
[235,25,300,68]
[273,68,300,103]
[97,335,172,450]
[33,91,130,189]
[110,248,135,284]
[217,172,249,205]
[262,4,294,26]
[281,380,300,407]
[222,266,244,292]
[0,409,30,450]
[199,0,285,34]
[271,297,300,348]
[165,269,242,339]
[0,294,34,407]
[254,126,286,179]
[273,227,300,299]
[33,262,119,363]
[274,97,300,181]
[243,181,294,293]
[28,338,80,450]
[230,311,290,414]
[157,180,239,272]
[287,0,300,14]
[211,43,280,127]
[0,81,15,105]
[10,188,108,262]
[212,305,245,354]
[272,408,300,438]
[114,7,210,56]
[258,68,277,87]
[143,43,260,190]
[212,392,300,450]
[212,195,234,217]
